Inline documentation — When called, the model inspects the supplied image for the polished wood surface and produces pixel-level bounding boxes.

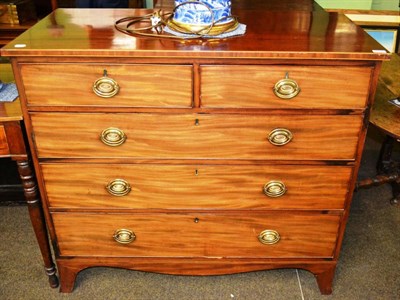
[0,64,22,122]
[21,63,192,107]
[359,53,400,205]
[42,164,352,210]
[0,23,33,47]
[0,98,23,122]
[2,4,388,295]
[30,113,362,160]
[1,8,389,60]
[52,212,341,257]
[370,54,400,139]
[201,65,372,109]
[0,125,9,155]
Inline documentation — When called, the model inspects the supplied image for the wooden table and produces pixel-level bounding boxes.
[358,54,400,205]
[370,53,400,138]
[0,64,59,288]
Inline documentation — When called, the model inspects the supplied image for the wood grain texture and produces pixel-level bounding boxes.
[0,125,10,156]
[52,212,341,258]
[201,65,372,109]
[370,54,400,139]
[3,122,27,157]
[30,113,363,160]
[1,9,389,60]
[42,163,352,210]
[56,257,336,293]
[17,160,59,288]
[2,3,387,295]
[20,64,193,107]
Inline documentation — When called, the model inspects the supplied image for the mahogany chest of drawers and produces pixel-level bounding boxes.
[1,6,389,294]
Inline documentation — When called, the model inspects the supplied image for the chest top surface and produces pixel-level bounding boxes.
[0,6,390,61]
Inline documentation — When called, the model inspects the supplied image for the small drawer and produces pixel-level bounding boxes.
[31,113,362,160]
[52,212,341,258]
[0,125,10,156]
[201,65,372,109]
[20,64,193,107]
[42,163,352,210]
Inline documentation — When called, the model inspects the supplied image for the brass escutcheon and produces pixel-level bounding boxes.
[268,128,293,146]
[273,72,300,99]
[106,179,131,196]
[263,180,287,198]
[113,229,136,244]
[100,127,127,147]
[258,229,280,245]
[93,70,120,98]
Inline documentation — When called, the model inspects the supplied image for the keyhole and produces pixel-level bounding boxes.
[195,119,200,126]
[194,218,199,223]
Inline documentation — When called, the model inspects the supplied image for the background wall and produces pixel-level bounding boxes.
[316,0,399,10]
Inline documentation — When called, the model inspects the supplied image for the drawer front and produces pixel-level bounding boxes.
[0,125,10,156]
[20,64,192,107]
[53,212,341,258]
[31,113,362,160]
[42,163,352,210]
[201,65,372,109]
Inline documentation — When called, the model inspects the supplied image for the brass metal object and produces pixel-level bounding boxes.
[273,72,300,99]
[0,0,37,25]
[113,229,136,244]
[258,229,280,245]
[100,127,126,147]
[268,128,293,146]
[106,179,131,196]
[115,9,240,39]
[93,70,119,98]
[263,181,287,198]
[166,17,239,36]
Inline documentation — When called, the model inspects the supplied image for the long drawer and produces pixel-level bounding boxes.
[52,212,341,258]
[30,113,362,160]
[201,65,372,109]
[42,163,352,210]
[20,64,193,107]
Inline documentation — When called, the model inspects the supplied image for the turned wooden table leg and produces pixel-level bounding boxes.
[377,136,400,205]
[357,135,400,206]
[16,160,59,288]
[390,179,400,206]
[376,136,395,174]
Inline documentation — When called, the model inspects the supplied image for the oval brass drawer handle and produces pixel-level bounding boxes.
[106,179,131,196]
[258,229,280,245]
[100,127,127,147]
[273,72,300,99]
[263,180,287,198]
[93,70,120,98]
[113,229,136,244]
[268,128,293,146]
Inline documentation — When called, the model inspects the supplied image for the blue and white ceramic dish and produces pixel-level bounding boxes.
[173,0,232,25]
